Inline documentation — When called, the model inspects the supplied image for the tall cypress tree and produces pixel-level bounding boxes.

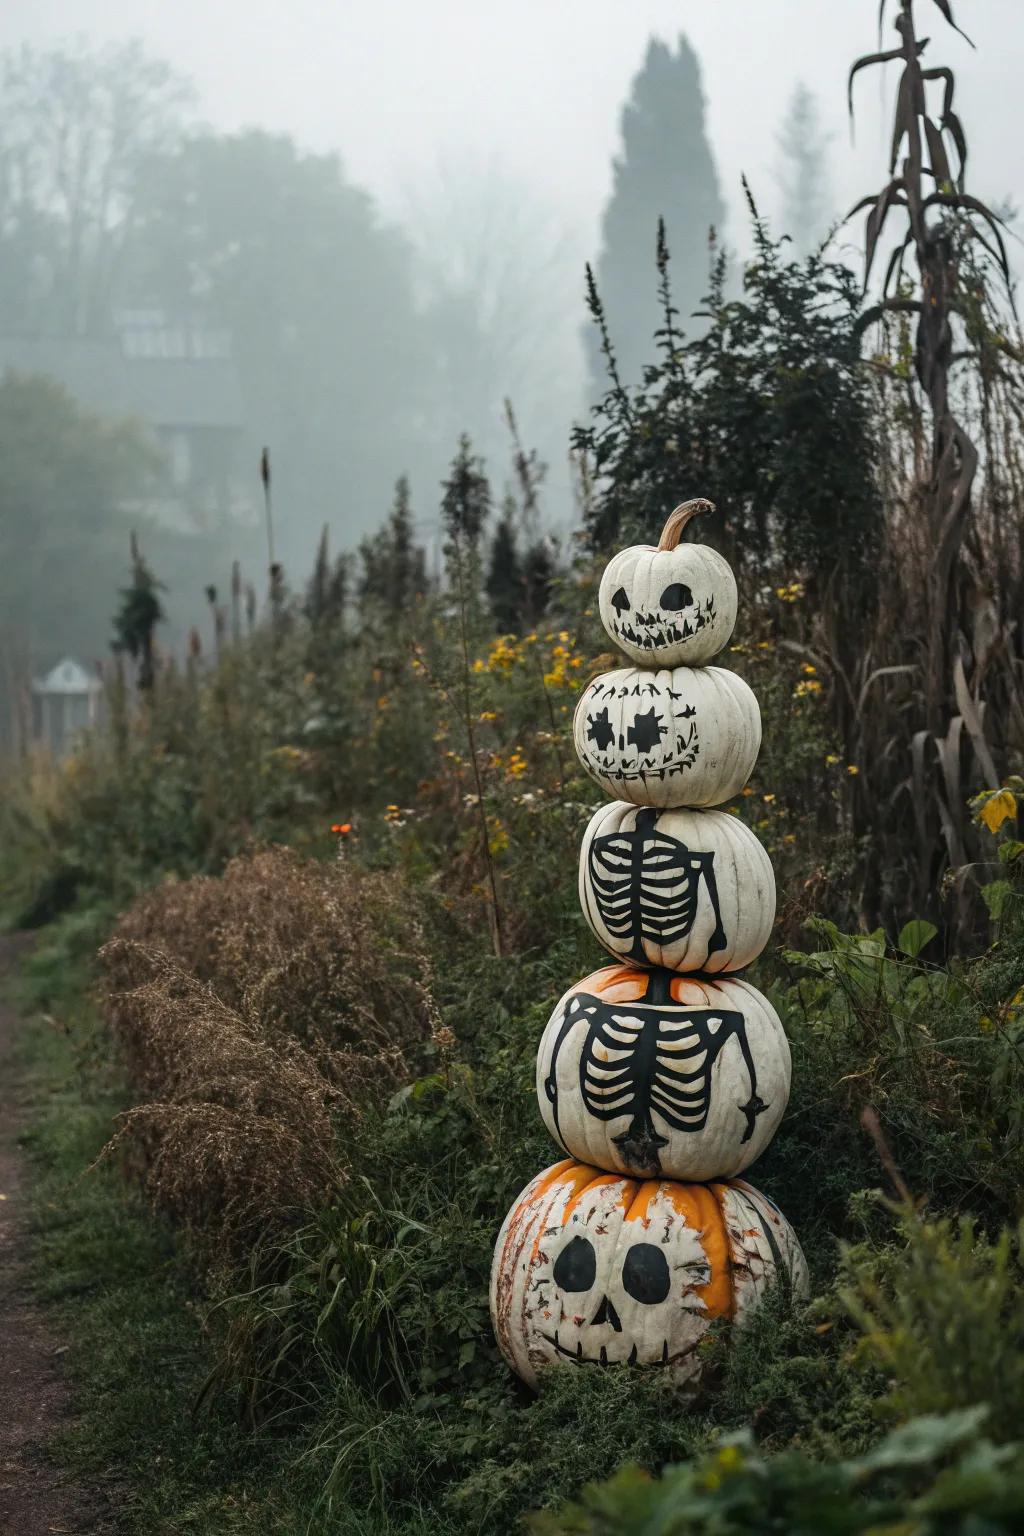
[588,35,724,398]
[486,497,524,634]
[775,82,833,256]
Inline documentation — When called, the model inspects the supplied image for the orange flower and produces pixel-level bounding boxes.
[331,822,352,834]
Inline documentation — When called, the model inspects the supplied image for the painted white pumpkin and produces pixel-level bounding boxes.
[536,964,790,1181]
[490,1160,808,1390]
[579,802,775,973]
[599,501,737,666]
[573,665,760,809]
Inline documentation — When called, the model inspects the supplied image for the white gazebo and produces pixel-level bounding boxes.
[32,658,102,759]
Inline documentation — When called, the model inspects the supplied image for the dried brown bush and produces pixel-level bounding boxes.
[105,846,435,1068]
[98,848,437,1268]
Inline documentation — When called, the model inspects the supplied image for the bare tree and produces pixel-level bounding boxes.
[0,39,193,334]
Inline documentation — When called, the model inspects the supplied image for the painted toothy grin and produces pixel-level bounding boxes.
[582,719,700,783]
[541,1332,692,1368]
[609,596,717,654]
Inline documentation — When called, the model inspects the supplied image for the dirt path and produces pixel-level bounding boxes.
[0,935,107,1535]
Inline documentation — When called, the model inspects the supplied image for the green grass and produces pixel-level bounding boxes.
[11,889,1024,1535]
[9,937,322,1535]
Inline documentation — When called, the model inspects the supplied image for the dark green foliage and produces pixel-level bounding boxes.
[359,475,428,621]
[521,537,556,626]
[304,526,349,631]
[111,535,166,690]
[530,1408,1024,1535]
[587,35,725,397]
[442,435,491,565]
[578,203,883,618]
[841,1208,1024,1430]
[486,499,525,632]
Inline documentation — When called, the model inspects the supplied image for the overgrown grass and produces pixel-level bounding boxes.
[8,921,322,1534]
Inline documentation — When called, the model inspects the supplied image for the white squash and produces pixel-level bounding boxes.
[536,964,790,1181]
[579,802,775,973]
[490,1159,808,1390]
[599,501,737,666]
[573,665,760,809]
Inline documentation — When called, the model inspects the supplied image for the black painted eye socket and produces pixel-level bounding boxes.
[626,708,665,755]
[621,1242,671,1304]
[553,1235,597,1292]
[660,582,693,611]
[611,586,630,616]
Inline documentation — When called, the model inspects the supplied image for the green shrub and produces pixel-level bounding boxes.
[841,1206,1024,1430]
[529,1407,1024,1535]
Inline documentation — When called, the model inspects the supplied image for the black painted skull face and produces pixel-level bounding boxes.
[605,578,715,655]
[579,677,698,786]
[528,1193,712,1373]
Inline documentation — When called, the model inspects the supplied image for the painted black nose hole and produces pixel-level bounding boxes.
[611,586,630,615]
[622,1243,671,1304]
[591,1294,622,1331]
[553,1235,597,1292]
[660,582,693,611]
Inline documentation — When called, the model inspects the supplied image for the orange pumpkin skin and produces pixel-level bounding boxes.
[490,1160,807,1391]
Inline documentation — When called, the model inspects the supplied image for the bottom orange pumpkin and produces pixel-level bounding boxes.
[490,1159,807,1390]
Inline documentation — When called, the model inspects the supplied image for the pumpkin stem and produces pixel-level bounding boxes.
[657,499,716,551]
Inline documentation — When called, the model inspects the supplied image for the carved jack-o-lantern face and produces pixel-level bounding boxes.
[490,1161,808,1390]
[573,667,761,810]
[598,503,738,667]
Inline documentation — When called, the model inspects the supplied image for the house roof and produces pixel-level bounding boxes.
[0,332,245,430]
[33,658,102,696]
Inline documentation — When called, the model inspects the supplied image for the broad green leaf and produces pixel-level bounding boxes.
[898,919,938,958]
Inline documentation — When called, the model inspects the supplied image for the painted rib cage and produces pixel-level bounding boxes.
[574,995,749,1143]
[587,809,725,964]
[541,985,768,1176]
[580,1001,718,1136]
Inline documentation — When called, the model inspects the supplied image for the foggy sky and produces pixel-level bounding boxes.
[5,0,1022,274]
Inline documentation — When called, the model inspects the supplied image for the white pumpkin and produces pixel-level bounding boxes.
[579,802,775,973]
[573,665,760,809]
[490,1160,808,1390]
[535,964,790,1181]
[599,501,737,667]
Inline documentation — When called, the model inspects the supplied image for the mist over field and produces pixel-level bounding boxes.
[0,0,1020,713]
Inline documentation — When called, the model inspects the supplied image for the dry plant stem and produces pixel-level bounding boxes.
[452,536,505,958]
[860,1104,915,1207]
[260,446,275,570]
[535,656,567,794]
[657,498,716,550]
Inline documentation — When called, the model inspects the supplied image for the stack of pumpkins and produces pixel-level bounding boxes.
[490,502,807,1391]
